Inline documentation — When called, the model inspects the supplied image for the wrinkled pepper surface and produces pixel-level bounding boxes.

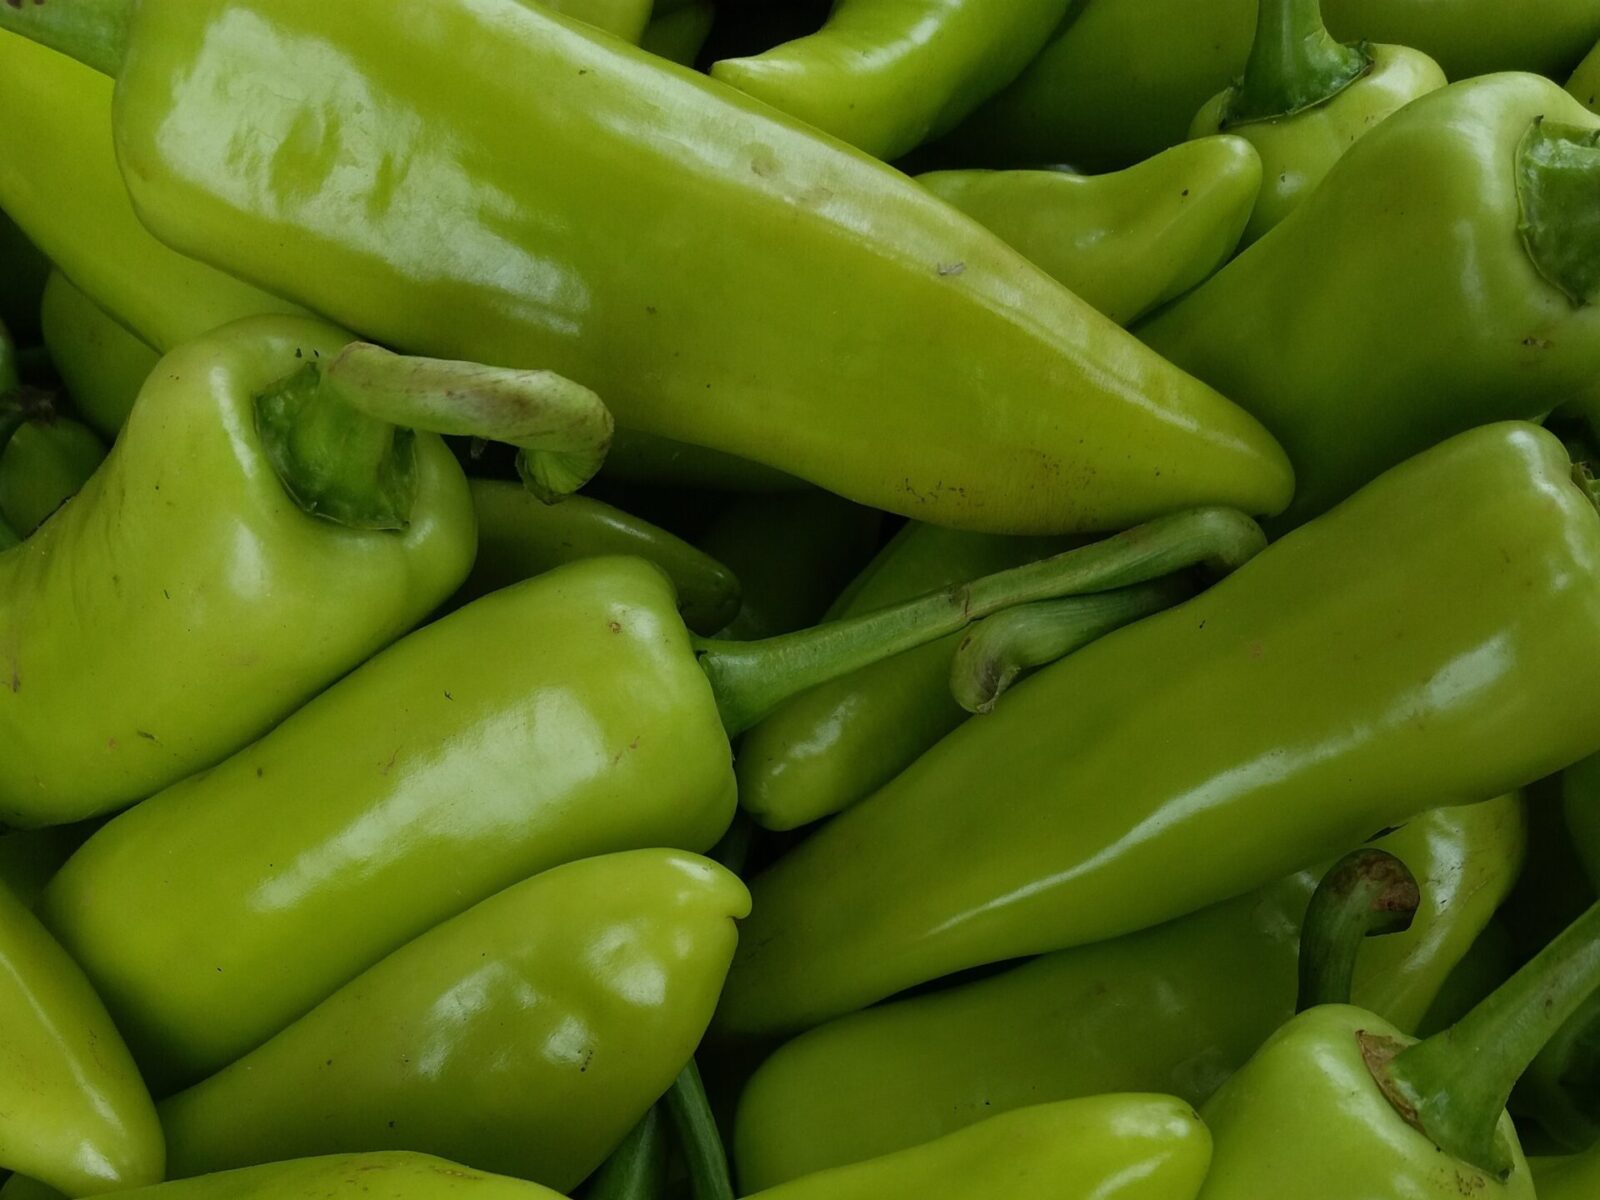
[1188,0,1443,245]
[744,1096,1212,1200]
[0,316,476,826]
[157,851,748,1194]
[39,272,159,439]
[1140,74,1600,526]
[710,0,1073,162]
[918,136,1261,326]
[0,882,162,1196]
[716,423,1600,1039]
[733,796,1524,1187]
[8,0,1298,533]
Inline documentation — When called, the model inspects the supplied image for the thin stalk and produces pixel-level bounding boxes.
[0,0,133,77]
[1378,899,1600,1177]
[1226,0,1369,125]
[585,1105,668,1200]
[699,507,1264,736]
[664,1060,734,1200]
[1296,849,1419,1012]
[950,578,1188,715]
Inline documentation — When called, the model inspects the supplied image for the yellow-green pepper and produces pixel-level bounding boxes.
[39,272,159,440]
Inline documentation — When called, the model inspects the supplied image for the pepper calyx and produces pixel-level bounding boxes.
[1517,117,1600,308]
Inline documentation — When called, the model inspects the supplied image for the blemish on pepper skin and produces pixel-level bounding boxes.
[379,748,400,775]
[607,620,622,633]
[936,261,966,277]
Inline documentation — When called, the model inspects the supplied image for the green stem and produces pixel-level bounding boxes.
[698,507,1264,736]
[584,1105,668,1200]
[1296,849,1419,1013]
[324,343,613,503]
[1517,119,1600,308]
[1226,0,1369,125]
[1377,898,1600,1177]
[950,579,1187,715]
[663,1060,734,1200]
[0,0,132,77]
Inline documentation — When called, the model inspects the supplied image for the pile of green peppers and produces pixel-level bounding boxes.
[5,0,1600,1196]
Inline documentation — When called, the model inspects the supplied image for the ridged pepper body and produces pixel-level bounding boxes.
[716,423,1600,1038]
[105,0,1293,533]
[0,315,474,826]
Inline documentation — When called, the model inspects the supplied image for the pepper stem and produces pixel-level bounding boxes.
[585,1105,668,1200]
[1517,119,1600,307]
[1296,849,1419,1013]
[698,507,1265,736]
[949,580,1188,715]
[324,343,613,503]
[0,0,133,77]
[1225,0,1370,125]
[664,1060,734,1200]
[1377,898,1600,1177]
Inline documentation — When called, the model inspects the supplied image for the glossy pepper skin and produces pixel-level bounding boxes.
[716,423,1600,1039]
[82,0,1294,534]
[157,851,749,1194]
[0,882,163,1196]
[743,1096,1212,1200]
[918,137,1261,326]
[82,1155,564,1200]
[544,0,653,41]
[43,557,736,1088]
[1140,74,1600,527]
[459,479,741,636]
[736,524,1071,832]
[0,315,475,827]
[710,0,1073,162]
[1189,2,1445,246]
[40,272,159,439]
[1195,1006,1529,1198]
[733,796,1525,1188]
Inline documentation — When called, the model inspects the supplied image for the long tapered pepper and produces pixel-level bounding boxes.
[57,1155,567,1200]
[1140,74,1600,527]
[710,0,1074,162]
[731,796,1524,1188]
[716,423,1600,1039]
[0,2,1295,534]
[39,272,159,440]
[43,510,1248,1089]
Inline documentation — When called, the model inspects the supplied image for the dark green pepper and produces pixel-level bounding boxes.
[716,423,1600,1040]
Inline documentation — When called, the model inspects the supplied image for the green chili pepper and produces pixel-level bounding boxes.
[39,272,159,440]
[1534,1142,1600,1198]
[1139,75,1600,527]
[153,850,746,1192]
[716,423,1600,1040]
[742,1096,1213,1200]
[694,493,883,641]
[43,509,1252,1089]
[0,396,107,538]
[937,0,1600,172]
[545,0,654,41]
[735,512,1254,832]
[0,880,162,1195]
[1189,0,1444,246]
[586,1108,669,1200]
[917,136,1261,326]
[0,210,50,345]
[710,0,1074,162]
[731,797,1524,1188]
[92,1154,568,1200]
[0,316,617,828]
[0,3,1297,535]
[641,0,715,67]
[1569,37,1600,112]
[461,479,741,636]
[1197,890,1600,1195]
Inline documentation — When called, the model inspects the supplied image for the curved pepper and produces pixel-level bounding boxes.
[732,796,1525,1188]
[694,492,883,640]
[710,0,1073,162]
[461,479,741,636]
[641,0,715,67]
[715,423,1600,1039]
[0,402,107,539]
[1569,37,1600,112]
[40,272,159,439]
[7,1,1296,534]
[0,882,162,1196]
[0,316,482,826]
[155,850,747,1193]
[1140,74,1600,527]
[67,1155,565,1200]
[1322,0,1600,80]
[543,0,653,42]
[917,137,1261,326]
[43,513,1250,1088]
[1189,0,1444,246]
[744,1096,1211,1200]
